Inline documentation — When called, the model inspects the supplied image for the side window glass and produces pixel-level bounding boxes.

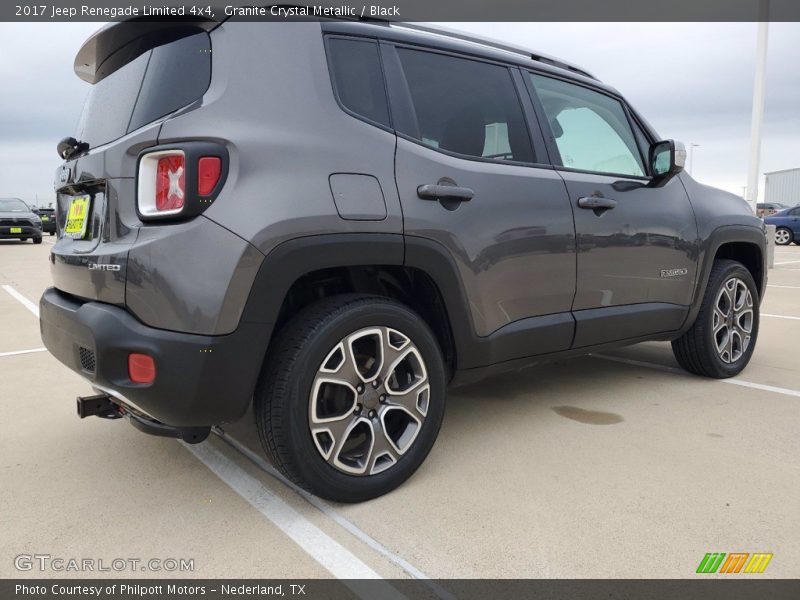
[530,74,645,177]
[395,48,534,163]
[327,38,391,127]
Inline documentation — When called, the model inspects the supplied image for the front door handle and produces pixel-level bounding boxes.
[578,196,617,210]
[417,184,475,202]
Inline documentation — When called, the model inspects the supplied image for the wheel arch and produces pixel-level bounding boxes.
[240,234,473,379]
[680,225,767,335]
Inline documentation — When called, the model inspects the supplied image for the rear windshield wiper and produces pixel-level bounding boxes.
[57,136,90,160]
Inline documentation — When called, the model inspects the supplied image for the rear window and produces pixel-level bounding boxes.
[75,33,211,148]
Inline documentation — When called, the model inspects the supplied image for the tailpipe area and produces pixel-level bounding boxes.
[75,393,210,444]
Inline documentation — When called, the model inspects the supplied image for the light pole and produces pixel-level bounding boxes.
[746,3,770,213]
[688,143,700,176]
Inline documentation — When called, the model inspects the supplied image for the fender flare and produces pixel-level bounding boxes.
[680,224,767,334]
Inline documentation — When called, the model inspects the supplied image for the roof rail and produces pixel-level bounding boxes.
[389,22,598,81]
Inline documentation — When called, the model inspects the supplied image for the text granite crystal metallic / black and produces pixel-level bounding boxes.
[39,17,767,502]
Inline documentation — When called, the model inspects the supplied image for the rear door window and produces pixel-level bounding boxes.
[394,48,534,163]
[327,37,391,128]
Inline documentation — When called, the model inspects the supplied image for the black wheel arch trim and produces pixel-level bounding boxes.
[680,224,767,335]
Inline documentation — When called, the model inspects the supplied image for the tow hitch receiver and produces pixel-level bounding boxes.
[75,393,210,444]
[76,394,121,419]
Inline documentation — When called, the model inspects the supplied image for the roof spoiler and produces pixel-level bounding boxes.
[74,17,218,84]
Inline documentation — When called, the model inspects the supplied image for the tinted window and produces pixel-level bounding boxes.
[531,74,645,177]
[128,33,212,132]
[75,33,211,148]
[327,38,391,127]
[76,51,149,147]
[396,49,533,163]
[790,208,800,216]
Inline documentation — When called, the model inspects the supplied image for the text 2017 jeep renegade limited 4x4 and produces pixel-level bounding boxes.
[40,19,767,502]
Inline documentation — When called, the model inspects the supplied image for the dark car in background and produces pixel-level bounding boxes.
[36,207,56,235]
[764,205,800,245]
[756,202,789,218]
[0,198,42,244]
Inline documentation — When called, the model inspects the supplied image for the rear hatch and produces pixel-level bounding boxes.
[51,21,214,305]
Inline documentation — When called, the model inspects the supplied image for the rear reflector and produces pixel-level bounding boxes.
[155,154,186,211]
[128,353,156,384]
[197,156,221,196]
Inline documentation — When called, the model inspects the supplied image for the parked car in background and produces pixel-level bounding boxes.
[37,207,56,235]
[756,202,789,218]
[764,205,800,245]
[0,197,42,244]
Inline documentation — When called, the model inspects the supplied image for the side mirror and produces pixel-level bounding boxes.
[649,140,686,179]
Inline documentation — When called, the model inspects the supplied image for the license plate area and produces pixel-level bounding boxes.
[64,195,91,239]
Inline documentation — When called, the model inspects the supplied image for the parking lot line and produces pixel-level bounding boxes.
[0,348,46,358]
[1,284,40,317]
[763,313,800,321]
[768,285,800,289]
[215,429,454,598]
[185,442,408,599]
[593,354,800,398]
[775,260,800,265]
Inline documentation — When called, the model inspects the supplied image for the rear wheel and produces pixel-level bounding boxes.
[672,259,759,378]
[775,227,793,245]
[255,294,446,502]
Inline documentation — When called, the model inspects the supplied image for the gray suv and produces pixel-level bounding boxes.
[40,19,767,501]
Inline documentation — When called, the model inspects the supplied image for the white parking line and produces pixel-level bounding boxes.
[593,354,800,398]
[215,430,456,598]
[768,285,800,289]
[763,313,800,321]
[2,285,40,317]
[186,442,407,599]
[0,348,47,358]
[775,260,800,265]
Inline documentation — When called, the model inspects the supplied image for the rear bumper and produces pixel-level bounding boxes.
[39,287,269,427]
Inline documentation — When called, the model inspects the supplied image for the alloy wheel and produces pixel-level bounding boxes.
[308,327,430,476]
[712,277,754,364]
[775,229,791,245]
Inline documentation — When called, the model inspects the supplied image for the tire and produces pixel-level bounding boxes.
[49,232,55,236]
[672,259,759,378]
[255,294,446,502]
[33,236,42,245]
[775,227,793,246]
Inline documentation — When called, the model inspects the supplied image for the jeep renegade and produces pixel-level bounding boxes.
[40,19,767,502]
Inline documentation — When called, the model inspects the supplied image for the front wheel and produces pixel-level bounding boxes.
[672,259,759,378]
[775,227,793,245]
[255,295,446,502]
[33,236,42,245]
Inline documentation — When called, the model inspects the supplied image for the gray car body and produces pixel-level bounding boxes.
[41,20,766,428]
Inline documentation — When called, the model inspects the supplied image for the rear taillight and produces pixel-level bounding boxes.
[197,157,221,196]
[155,154,185,212]
[137,143,227,221]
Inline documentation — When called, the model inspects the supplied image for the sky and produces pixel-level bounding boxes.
[0,21,798,206]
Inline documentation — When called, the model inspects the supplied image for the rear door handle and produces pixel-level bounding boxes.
[417,184,475,202]
[578,196,617,210]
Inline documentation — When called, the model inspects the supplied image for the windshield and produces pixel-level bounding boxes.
[0,198,30,212]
